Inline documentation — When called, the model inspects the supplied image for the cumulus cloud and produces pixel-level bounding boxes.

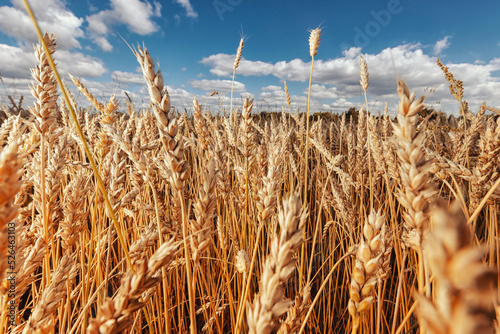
[201,41,500,114]
[0,0,84,50]
[328,98,356,111]
[57,51,107,78]
[175,0,197,18]
[200,54,274,77]
[86,0,162,51]
[0,44,34,78]
[0,43,106,80]
[342,47,362,59]
[93,36,113,52]
[111,70,145,85]
[0,77,32,104]
[433,36,451,55]
[309,84,341,99]
[259,85,286,101]
[189,79,246,93]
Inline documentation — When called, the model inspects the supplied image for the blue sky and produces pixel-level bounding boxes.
[1,0,500,114]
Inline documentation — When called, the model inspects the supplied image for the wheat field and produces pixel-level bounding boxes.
[0,15,499,334]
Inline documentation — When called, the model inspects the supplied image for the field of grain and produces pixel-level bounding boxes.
[0,22,499,334]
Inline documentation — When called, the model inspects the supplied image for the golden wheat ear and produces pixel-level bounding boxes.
[417,200,498,334]
[246,191,308,334]
[348,209,388,334]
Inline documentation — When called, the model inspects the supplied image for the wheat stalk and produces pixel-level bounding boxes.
[230,37,245,113]
[134,45,196,333]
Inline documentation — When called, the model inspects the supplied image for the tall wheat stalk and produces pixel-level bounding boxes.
[298,25,321,291]
[304,27,320,205]
[230,37,244,113]
[133,45,195,333]
[392,80,434,296]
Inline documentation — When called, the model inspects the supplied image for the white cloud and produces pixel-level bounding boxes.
[200,54,274,77]
[86,0,161,51]
[94,36,113,52]
[201,43,444,97]
[153,1,162,16]
[309,84,341,99]
[0,42,106,82]
[111,0,160,34]
[189,79,246,93]
[56,50,107,78]
[262,85,283,92]
[111,70,144,85]
[201,41,500,114]
[433,35,451,55]
[174,14,181,26]
[259,85,285,101]
[0,77,32,104]
[0,0,84,50]
[0,44,34,78]
[328,98,356,111]
[174,0,198,18]
[87,0,98,12]
[86,12,109,35]
[342,47,362,59]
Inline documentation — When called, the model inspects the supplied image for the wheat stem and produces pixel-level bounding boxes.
[179,189,197,334]
[298,249,355,334]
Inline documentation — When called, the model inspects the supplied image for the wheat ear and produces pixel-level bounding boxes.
[392,80,435,297]
[193,97,210,152]
[278,285,311,334]
[28,33,58,264]
[190,158,217,265]
[359,55,369,112]
[417,201,498,334]
[87,238,178,333]
[246,192,308,334]
[69,74,105,112]
[230,37,245,113]
[348,209,387,334]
